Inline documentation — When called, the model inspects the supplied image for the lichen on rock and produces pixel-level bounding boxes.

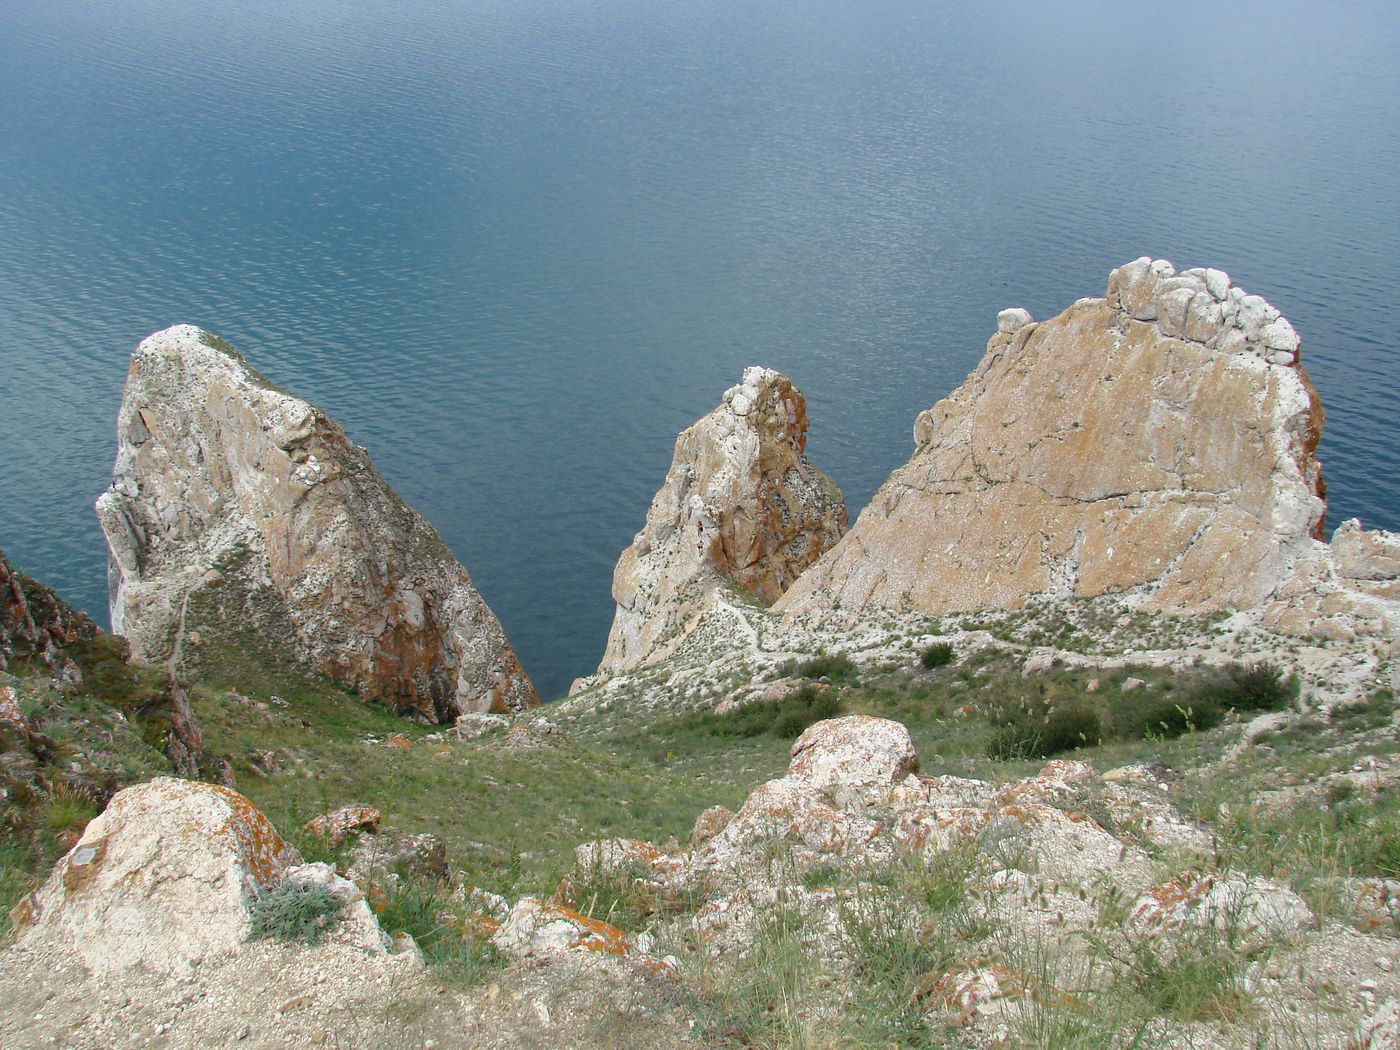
[599,366,847,675]
[95,325,538,721]
[777,259,1400,641]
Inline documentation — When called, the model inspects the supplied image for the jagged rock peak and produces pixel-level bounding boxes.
[95,325,537,720]
[598,366,847,675]
[777,259,1343,624]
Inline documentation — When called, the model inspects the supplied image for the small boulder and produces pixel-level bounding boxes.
[13,778,300,975]
[787,715,919,806]
[305,805,381,848]
[346,830,448,886]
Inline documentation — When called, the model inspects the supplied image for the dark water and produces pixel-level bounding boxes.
[2,1,1398,699]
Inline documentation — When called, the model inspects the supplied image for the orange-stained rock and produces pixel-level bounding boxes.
[305,805,381,847]
[787,715,918,807]
[96,326,537,721]
[776,260,1339,626]
[13,777,300,975]
[598,367,846,674]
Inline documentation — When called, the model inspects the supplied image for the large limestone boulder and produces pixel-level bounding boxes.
[96,325,537,720]
[788,714,919,807]
[599,367,847,674]
[12,777,301,975]
[777,259,1358,625]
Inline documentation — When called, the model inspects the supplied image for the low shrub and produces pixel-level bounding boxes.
[248,877,344,944]
[669,685,844,740]
[790,653,858,684]
[986,696,1102,760]
[920,643,955,670]
[1185,662,1296,715]
[1111,693,1225,741]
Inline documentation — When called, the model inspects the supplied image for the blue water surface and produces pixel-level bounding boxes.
[2,0,1398,698]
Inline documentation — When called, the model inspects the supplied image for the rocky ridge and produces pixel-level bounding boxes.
[776,259,1398,643]
[96,325,537,721]
[597,366,846,676]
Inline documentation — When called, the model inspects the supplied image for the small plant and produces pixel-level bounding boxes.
[987,695,1102,760]
[248,877,344,944]
[42,784,98,835]
[920,643,955,670]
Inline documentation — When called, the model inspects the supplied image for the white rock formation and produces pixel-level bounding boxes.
[95,325,537,720]
[777,259,1400,641]
[11,778,301,975]
[599,367,846,675]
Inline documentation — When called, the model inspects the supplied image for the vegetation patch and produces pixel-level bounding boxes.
[248,877,344,944]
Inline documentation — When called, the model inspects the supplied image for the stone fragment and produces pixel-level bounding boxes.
[787,715,919,807]
[600,367,846,674]
[690,805,735,846]
[95,326,537,721]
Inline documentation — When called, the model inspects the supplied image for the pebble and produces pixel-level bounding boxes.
[236,1025,250,1040]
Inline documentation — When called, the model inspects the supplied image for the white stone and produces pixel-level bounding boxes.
[996,308,1034,334]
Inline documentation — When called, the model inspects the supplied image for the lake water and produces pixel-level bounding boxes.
[3,0,1398,699]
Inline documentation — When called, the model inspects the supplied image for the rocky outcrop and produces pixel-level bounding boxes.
[599,367,846,674]
[96,325,537,721]
[1,548,99,684]
[778,259,1399,636]
[11,778,302,975]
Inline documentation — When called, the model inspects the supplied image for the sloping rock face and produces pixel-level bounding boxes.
[600,367,847,674]
[96,325,537,720]
[1,548,99,683]
[778,259,1340,623]
[11,777,302,975]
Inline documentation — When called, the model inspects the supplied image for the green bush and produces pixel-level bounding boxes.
[669,685,843,740]
[791,653,858,683]
[919,643,955,670]
[248,878,344,944]
[1111,693,1224,741]
[987,697,1102,760]
[1185,662,1296,715]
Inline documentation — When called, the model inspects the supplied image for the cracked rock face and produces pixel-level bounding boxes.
[95,326,537,720]
[778,259,1334,622]
[599,367,847,674]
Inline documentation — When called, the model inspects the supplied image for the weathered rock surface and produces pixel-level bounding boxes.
[12,777,302,975]
[96,325,537,720]
[1,547,99,683]
[777,260,1376,629]
[600,367,846,674]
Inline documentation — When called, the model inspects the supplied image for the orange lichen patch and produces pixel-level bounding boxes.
[208,783,301,888]
[60,837,107,895]
[894,808,992,852]
[1135,873,1213,924]
[386,733,413,749]
[305,805,381,847]
[929,963,1028,1017]
[8,893,38,931]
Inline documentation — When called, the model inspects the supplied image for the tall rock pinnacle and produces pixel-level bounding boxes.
[95,325,538,720]
[599,367,847,675]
